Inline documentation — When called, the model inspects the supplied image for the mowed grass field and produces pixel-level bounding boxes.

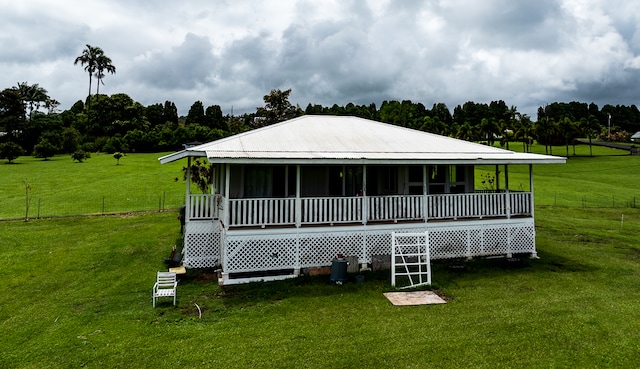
[1,144,640,368]
[0,152,186,219]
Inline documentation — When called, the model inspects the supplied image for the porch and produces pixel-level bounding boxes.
[185,190,532,228]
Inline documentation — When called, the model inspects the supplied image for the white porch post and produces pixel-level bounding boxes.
[186,157,191,222]
[505,165,511,219]
[362,165,368,225]
[224,164,230,228]
[529,164,535,219]
[295,165,301,274]
[295,165,301,228]
[423,164,428,222]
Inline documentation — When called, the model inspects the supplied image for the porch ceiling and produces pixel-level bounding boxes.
[159,115,566,165]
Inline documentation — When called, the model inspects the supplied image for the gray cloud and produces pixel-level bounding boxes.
[1,0,639,118]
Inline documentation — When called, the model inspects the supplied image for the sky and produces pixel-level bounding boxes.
[2,0,640,119]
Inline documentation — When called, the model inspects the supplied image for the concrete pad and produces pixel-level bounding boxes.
[383,290,446,306]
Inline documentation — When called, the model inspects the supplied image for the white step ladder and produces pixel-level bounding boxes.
[391,232,431,288]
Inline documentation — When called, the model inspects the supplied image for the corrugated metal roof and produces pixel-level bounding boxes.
[159,115,566,165]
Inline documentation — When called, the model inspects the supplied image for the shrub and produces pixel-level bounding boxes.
[71,150,90,163]
[33,139,58,160]
[0,141,25,163]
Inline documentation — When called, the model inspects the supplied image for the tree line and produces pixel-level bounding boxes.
[1,46,638,163]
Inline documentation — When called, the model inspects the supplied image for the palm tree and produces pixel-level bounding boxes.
[74,45,101,100]
[579,115,602,157]
[94,54,116,96]
[16,82,49,120]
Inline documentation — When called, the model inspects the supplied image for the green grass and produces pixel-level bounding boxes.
[476,143,640,208]
[0,152,186,219]
[1,207,639,368]
[2,145,640,367]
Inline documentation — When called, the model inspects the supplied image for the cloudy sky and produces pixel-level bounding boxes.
[2,0,640,119]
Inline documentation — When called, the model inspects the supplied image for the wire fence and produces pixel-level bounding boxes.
[1,191,186,221]
[536,193,639,209]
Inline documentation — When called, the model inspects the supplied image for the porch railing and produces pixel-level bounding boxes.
[188,192,532,227]
[301,196,363,224]
[368,195,424,221]
[229,198,296,226]
[187,194,221,220]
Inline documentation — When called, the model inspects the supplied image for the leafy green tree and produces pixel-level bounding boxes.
[61,127,81,153]
[71,150,90,163]
[205,104,225,130]
[33,138,57,160]
[186,101,205,125]
[163,101,179,125]
[183,158,214,194]
[113,152,123,165]
[254,88,302,127]
[0,141,25,163]
[0,88,27,142]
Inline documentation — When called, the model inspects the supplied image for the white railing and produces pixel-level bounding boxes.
[368,195,424,221]
[301,196,363,224]
[229,198,296,227]
[188,194,221,220]
[193,192,532,227]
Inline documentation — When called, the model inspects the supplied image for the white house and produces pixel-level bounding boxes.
[159,115,565,285]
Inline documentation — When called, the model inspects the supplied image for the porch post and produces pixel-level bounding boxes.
[186,157,191,222]
[505,165,511,219]
[362,165,368,225]
[224,164,230,228]
[295,165,301,228]
[423,164,428,222]
[529,164,535,218]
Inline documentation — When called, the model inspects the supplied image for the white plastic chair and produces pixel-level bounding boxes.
[152,272,177,308]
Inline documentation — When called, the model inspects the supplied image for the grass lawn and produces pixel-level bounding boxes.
[1,144,640,367]
[1,208,639,368]
[0,152,185,219]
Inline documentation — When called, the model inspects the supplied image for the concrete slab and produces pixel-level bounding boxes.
[383,290,446,306]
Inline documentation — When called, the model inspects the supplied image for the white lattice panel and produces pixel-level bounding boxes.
[299,231,363,267]
[217,220,536,275]
[183,221,221,268]
[225,234,297,272]
[509,225,535,253]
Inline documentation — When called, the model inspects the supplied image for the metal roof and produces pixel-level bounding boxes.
[159,115,566,165]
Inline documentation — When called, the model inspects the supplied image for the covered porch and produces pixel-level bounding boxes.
[184,163,535,228]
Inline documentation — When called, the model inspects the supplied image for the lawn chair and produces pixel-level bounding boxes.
[152,271,177,308]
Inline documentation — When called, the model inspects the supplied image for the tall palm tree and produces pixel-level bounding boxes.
[94,54,116,96]
[74,44,104,103]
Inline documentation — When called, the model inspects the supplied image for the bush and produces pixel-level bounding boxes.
[0,141,25,163]
[71,150,90,163]
[33,139,58,160]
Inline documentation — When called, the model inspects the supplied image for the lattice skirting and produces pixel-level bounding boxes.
[218,219,536,274]
[183,220,222,268]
